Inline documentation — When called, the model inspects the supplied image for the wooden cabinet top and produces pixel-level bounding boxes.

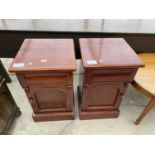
[9,39,76,72]
[79,38,144,69]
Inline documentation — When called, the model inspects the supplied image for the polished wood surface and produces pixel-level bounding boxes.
[132,53,155,125]
[79,38,144,120]
[9,39,76,72]
[79,38,144,69]
[9,39,76,121]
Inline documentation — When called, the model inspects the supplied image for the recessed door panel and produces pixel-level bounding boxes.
[35,87,66,109]
[29,85,69,112]
[84,83,123,110]
[88,85,120,107]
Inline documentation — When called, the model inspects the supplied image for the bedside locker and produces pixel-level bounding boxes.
[78,38,144,120]
[9,39,76,121]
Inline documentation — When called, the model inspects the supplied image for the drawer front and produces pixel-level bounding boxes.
[87,69,136,83]
[23,73,67,85]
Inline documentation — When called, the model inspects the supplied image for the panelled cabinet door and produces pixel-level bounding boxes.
[82,82,124,111]
[29,85,73,113]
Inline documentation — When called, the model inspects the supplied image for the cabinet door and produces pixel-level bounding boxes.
[29,85,73,113]
[81,82,124,111]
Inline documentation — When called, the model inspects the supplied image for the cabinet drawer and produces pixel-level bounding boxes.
[89,69,136,83]
[24,73,67,85]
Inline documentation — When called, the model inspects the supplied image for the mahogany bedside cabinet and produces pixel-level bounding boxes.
[9,39,76,121]
[78,38,144,120]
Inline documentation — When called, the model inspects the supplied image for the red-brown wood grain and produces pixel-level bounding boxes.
[78,38,144,120]
[9,39,76,72]
[9,39,76,121]
[79,38,144,69]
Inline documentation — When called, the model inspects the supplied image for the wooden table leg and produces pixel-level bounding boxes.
[135,98,155,125]
[0,59,11,83]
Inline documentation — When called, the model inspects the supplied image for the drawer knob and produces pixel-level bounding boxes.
[67,85,72,90]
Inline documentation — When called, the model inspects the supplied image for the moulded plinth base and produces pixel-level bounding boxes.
[79,110,119,120]
[32,111,74,122]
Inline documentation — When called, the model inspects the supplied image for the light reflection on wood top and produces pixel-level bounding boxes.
[9,39,77,72]
[79,38,144,69]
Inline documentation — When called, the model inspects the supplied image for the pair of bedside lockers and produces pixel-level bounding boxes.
[9,38,144,122]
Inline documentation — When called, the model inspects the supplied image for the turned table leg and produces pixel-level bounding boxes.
[135,97,155,125]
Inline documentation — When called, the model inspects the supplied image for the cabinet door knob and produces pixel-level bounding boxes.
[67,85,72,90]
[124,83,128,87]
[23,87,30,92]
[29,97,33,103]
[120,92,124,96]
